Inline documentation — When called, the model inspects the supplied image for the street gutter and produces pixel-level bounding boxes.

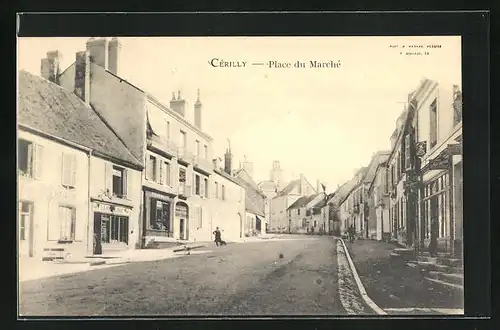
[339,238,387,315]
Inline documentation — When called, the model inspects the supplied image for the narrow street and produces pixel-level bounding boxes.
[19,236,348,316]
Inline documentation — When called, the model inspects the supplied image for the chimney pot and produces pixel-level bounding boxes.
[41,50,61,84]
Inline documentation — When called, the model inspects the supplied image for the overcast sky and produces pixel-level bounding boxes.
[17,36,461,191]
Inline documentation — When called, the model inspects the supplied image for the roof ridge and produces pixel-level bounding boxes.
[88,103,142,165]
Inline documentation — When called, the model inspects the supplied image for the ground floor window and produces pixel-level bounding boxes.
[99,214,129,244]
[150,199,171,232]
[422,172,450,239]
[19,201,33,241]
[58,206,76,241]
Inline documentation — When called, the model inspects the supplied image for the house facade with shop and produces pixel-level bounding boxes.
[53,37,245,247]
[18,70,143,259]
[409,80,463,257]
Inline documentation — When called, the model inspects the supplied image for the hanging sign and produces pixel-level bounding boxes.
[447,143,462,155]
[428,155,450,170]
[415,141,427,158]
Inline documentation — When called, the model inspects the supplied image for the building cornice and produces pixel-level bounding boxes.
[146,94,213,142]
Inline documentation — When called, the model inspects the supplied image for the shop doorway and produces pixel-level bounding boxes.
[93,212,129,254]
[175,202,189,240]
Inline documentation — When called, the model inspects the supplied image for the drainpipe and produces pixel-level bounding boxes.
[86,149,93,255]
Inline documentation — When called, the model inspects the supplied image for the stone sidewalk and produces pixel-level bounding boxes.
[18,242,210,282]
[344,239,464,315]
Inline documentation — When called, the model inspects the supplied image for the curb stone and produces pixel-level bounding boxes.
[339,238,388,315]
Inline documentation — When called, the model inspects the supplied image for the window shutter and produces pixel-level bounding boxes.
[155,158,160,183]
[48,205,61,241]
[200,177,205,197]
[33,144,43,179]
[71,154,77,187]
[105,162,113,195]
[123,169,129,198]
[145,155,151,181]
[159,161,164,184]
[61,153,71,186]
[71,207,77,241]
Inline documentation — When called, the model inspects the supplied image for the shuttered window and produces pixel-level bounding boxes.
[405,133,413,171]
[62,153,76,187]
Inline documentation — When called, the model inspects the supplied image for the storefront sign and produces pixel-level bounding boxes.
[175,204,188,217]
[93,202,131,216]
[428,155,450,170]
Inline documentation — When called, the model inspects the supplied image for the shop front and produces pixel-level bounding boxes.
[91,200,133,255]
[142,189,175,246]
[419,141,462,257]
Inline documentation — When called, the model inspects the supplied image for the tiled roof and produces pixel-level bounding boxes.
[313,193,333,209]
[213,168,245,188]
[277,179,300,196]
[18,70,142,167]
[288,194,320,210]
[363,151,391,184]
[258,180,277,191]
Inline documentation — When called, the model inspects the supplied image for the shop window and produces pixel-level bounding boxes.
[430,99,438,148]
[19,201,33,241]
[101,215,128,244]
[18,139,43,179]
[150,199,171,232]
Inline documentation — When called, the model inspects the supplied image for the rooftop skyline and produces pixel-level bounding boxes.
[17,36,461,191]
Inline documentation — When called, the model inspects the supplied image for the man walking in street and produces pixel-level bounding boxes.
[213,227,222,247]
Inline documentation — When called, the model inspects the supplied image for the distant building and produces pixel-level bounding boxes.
[233,168,267,236]
[270,174,316,233]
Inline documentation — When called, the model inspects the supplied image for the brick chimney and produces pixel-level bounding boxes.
[107,37,121,75]
[194,89,202,129]
[86,37,108,70]
[170,91,186,117]
[300,173,306,195]
[40,50,61,84]
[74,51,91,104]
[224,149,232,175]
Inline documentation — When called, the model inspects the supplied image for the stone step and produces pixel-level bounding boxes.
[428,270,443,280]
[438,258,462,267]
[425,277,464,291]
[417,261,451,273]
[418,256,438,264]
[440,273,464,285]
[394,248,415,256]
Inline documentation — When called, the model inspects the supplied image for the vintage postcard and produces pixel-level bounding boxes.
[17,35,464,317]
